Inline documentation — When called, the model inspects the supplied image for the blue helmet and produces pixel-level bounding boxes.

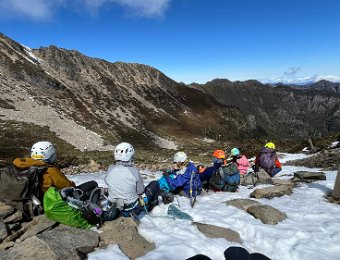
[231,148,240,156]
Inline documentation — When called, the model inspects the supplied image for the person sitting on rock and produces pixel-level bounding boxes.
[104,142,161,220]
[13,141,76,201]
[230,148,250,176]
[161,151,202,198]
[254,142,282,177]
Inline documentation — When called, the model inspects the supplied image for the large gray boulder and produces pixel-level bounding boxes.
[0,225,100,260]
[250,185,292,199]
[272,179,295,188]
[37,225,99,259]
[3,211,23,224]
[0,203,15,219]
[293,171,326,183]
[193,222,242,243]
[241,169,273,186]
[99,217,155,259]
[16,214,57,243]
[0,221,7,242]
[226,199,261,211]
[247,205,287,225]
[0,236,57,259]
[226,199,287,225]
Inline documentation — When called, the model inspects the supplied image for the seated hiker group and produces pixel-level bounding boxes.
[1,140,282,228]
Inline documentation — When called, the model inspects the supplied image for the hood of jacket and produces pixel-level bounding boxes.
[13,157,47,169]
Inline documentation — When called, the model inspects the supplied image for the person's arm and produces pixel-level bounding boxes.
[131,167,145,195]
[49,167,76,190]
[275,157,282,168]
[167,174,188,189]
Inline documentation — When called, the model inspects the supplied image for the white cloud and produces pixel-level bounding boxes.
[261,67,340,85]
[0,0,171,20]
[83,0,171,18]
[111,0,170,18]
[284,67,301,77]
[263,74,340,85]
[0,0,66,20]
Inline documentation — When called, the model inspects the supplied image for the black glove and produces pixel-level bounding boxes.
[252,165,259,172]
[161,191,174,204]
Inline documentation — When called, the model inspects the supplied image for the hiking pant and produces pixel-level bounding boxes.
[105,181,161,220]
[271,167,282,177]
[76,180,98,193]
[144,180,161,212]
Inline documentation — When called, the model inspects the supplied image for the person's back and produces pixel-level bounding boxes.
[255,142,282,177]
[230,148,249,175]
[105,142,160,219]
[13,141,75,195]
[164,152,202,197]
[105,162,144,207]
[236,155,249,175]
[200,150,225,191]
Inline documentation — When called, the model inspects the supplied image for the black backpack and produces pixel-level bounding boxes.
[60,182,104,225]
[0,164,46,220]
[209,166,226,191]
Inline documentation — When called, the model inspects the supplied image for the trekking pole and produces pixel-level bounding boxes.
[189,171,197,208]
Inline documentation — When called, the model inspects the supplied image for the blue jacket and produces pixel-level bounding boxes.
[166,162,202,197]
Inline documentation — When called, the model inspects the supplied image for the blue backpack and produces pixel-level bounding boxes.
[209,162,240,192]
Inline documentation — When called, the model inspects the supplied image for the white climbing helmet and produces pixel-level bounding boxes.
[173,151,187,163]
[114,142,135,162]
[31,141,56,163]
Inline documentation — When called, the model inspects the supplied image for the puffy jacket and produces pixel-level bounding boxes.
[13,157,75,193]
[105,162,144,210]
[166,162,202,197]
[236,155,250,175]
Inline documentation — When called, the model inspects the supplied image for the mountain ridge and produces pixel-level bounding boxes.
[1,32,340,162]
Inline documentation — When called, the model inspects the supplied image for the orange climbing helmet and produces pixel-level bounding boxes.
[212,149,226,159]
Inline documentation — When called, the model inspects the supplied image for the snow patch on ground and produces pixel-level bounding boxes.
[0,97,114,151]
[202,138,215,143]
[147,132,178,150]
[330,141,339,148]
[70,153,340,260]
[23,45,41,64]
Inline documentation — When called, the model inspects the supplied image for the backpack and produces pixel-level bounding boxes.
[257,148,276,174]
[60,184,104,225]
[209,162,240,192]
[0,164,46,220]
[222,162,240,192]
[209,166,226,191]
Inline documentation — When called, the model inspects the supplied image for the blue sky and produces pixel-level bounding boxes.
[1,0,340,84]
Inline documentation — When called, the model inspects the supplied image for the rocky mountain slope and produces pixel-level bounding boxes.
[1,33,241,154]
[1,32,340,161]
[190,79,340,140]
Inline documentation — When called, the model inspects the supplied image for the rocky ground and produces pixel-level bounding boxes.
[1,170,334,259]
[284,147,340,170]
[1,147,339,259]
